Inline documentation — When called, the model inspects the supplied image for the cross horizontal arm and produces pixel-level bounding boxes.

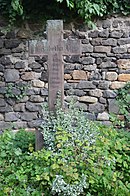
[63,39,81,55]
[29,40,48,56]
[29,39,81,57]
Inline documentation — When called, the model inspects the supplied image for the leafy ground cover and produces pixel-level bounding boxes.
[110,82,130,130]
[0,101,130,195]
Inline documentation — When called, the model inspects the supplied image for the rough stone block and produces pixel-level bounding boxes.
[41,71,48,82]
[75,30,86,39]
[41,89,48,96]
[119,70,130,74]
[81,57,95,65]
[98,81,110,89]
[15,61,25,69]
[97,112,109,121]
[0,122,11,130]
[29,62,41,69]
[0,105,13,113]
[32,80,45,88]
[79,96,98,103]
[96,58,102,65]
[102,20,111,28]
[14,103,25,112]
[103,90,117,98]
[66,89,75,95]
[20,112,38,121]
[124,20,130,26]
[0,31,4,36]
[33,72,41,79]
[91,53,106,58]
[118,74,130,81]
[65,96,78,102]
[6,98,15,106]
[30,95,44,102]
[102,38,117,46]
[85,112,96,120]
[99,97,107,104]
[25,102,40,112]
[12,47,24,53]
[105,72,118,81]
[21,72,35,80]
[99,61,117,69]
[26,89,35,95]
[13,122,27,129]
[10,87,21,96]
[5,39,21,49]
[89,71,101,80]
[4,69,19,82]
[112,20,121,28]
[0,64,4,72]
[91,38,102,46]
[82,44,93,53]
[45,83,48,89]
[89,89,103,97]
[64,74,72,80]
[64,55,80,64]
[28,119,43,128]
[77,81,96,89]
[88,30,99,38]
[104,56,117,61]
[98,29,109,38]
[0,98,6,106]
[17,96,29,103]
[6,31,16,39]
[110,31,123,38]
[94,46,111,53]
[0,56,12,65]
[122,54,130,59]
[0,48,11,55]
[112,46,127,54]
[110,81,126,89]
[118,38,130,45]
[74,89,86,96]
[108,99,119,114]
[74,102,88,111]
[72,70,87,80]
[83,64,97,71]
[0,39,4,48]
[117,59,130,69]
[81,39,89,44]
[5,112,19,122]
[64,64,74,71]
[122,31,129,38]
[67,80,80,83]
[88,103,105,113]
[0,114,4,121]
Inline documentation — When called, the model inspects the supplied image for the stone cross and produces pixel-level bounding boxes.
[29,20,81,111]
[29,20,81,150]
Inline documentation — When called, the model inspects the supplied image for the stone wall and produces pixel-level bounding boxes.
[0,16,130,130]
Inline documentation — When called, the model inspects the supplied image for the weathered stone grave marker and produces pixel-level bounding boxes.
[29,20,81,150]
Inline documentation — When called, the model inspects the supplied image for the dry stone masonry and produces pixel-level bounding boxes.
[0,16,130,130]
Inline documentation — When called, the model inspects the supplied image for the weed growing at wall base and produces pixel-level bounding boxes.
[110,82,130,129]
[117,82,130,128]
[5,83,29,100]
